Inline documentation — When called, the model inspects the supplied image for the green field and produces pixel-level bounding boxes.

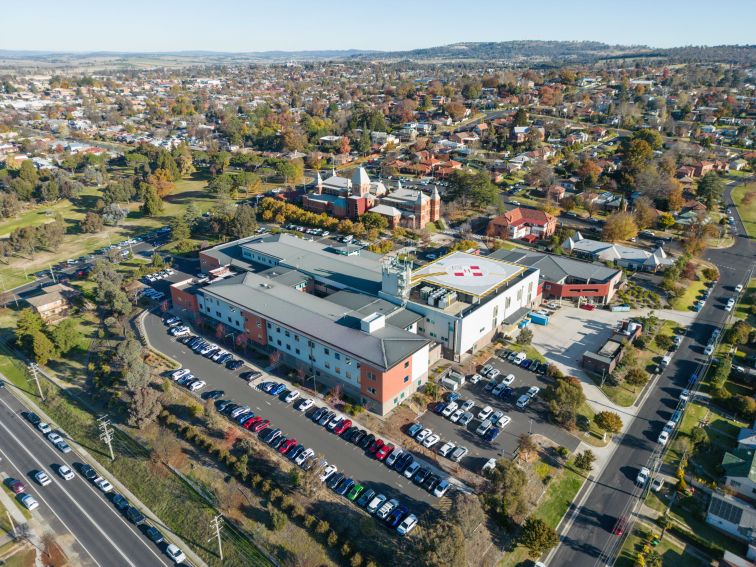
[734,278,755,326]
[731,181,756,238]
[616,524,705,567]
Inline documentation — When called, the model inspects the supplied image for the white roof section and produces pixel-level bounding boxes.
[411,251,526,297]
[352,166,370,187]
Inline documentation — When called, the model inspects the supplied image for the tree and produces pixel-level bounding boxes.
[444,101,467,122]
[633,196,656,230]
[577,158,602,189]
[31,331,56,365]
[546,376,586,429]
[633,128,663,150]
[619,138,653,186]
[356,129,371,154]
[516,328,533,345]
[574,449,597,472]
[602,212,638,242]
[488,459,528,521]
[450,492,486,538]
[519,517,558,557]
[127,386,162,429]
[595,411,623,434]
[228,204,258,239]
[446,170,501,209]
[414,519,466,567]
[147,168,176,198]
[16,308,45,351]
[141,185,163,216]
[697,172,724,210]
[80,211,104,233]
[726,320,751,346]
[513,108,528,126]
[625,367,649,387]
[50,319,81,354]
[360,212,388,232]
[170,216,191,242]
[657,212,675,230]
[525,160,555,188]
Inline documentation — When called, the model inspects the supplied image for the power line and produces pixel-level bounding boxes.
[208,514,223,561]
[98,414,115,461]
[27,363,44,401]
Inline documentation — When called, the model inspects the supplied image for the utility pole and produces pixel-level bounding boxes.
[6,510,15,539]
[28,363,44,401]
[209,514,223,560]
[98,415,115,461]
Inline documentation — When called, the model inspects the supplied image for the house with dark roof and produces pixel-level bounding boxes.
[487,207,557,241]
[490,249,623,305]
[723,448,756,504]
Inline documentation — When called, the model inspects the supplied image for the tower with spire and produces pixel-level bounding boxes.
[430,185,441,222]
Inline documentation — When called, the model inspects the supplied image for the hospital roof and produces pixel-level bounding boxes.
[490,249,620,284]
[411,251,526,297]
[202,272,429,370]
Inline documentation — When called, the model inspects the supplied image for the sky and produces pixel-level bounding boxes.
[2,0,754,53]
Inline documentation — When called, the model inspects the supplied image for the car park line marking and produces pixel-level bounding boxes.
[0,395,170,567]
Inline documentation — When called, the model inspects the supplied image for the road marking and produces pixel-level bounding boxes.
[0,395,170,566]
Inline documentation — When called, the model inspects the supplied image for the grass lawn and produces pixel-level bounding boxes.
[731,181,756,239]
[670,278,707,311]
[616,524,705,567]
[515,344,546,363]
[1,548,36,567]
[734,278,755,326]
[590,375,639,407]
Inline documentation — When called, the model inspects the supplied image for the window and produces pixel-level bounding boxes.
[324,348,330,355]
[404,361,409,368]
[267,322,272,329]
[276,326,281,333]
[308,340,314,348]
[367,372,376,381]
[294,335,299,342]
[346,357,351,365]
[256,321,261,328]
[324,362,330,369]
[345,371,351,379]
[368,387,376,395]
[335,367,340,375]
[404,376,409,383]
[286,344,291,351]
[284,331,290,338]
[295,348,300,355]
[335,353,341,360]
[216,310,221,317]
[277,340,281,346]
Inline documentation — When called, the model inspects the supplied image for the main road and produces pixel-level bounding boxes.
[549,179,755,565]
[0,385,173,567]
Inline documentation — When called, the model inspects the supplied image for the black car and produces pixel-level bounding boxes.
[271,436,287,450]
[202,390,225,401]
[215,399,232,411]
[112,493,129,512]
[241,370,262,381]
[125,506,145,525]
[530,361,540,374]
[351,430,366,446]
[288,445,306,461]
[423,473,441,492]
[260,428,279,443]
[412,467,430,486]
[341,426,356,440]
[227,359,244,370]
[336,478,355,496]
[222,403,239,416]
[78,463,98,481]
[359,433,375,450]
[357,488,376,508]
[318,411,334,426]
[536,364,547,375]
[311,407,326,422]
[395,453,414,473]
[326,472,345,490]
[141,524,164,545]
[25,412,41,426]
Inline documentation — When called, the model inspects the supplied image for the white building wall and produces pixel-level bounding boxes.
[411,345,430,382]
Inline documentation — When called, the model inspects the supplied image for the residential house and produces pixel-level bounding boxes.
[487,207,557,241]
[25,283,80,323]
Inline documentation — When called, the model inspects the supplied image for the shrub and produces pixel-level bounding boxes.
[270,507,287,531]
[351,552,364,567]
[304,514,316,528]
[316,520,329,534]
[327,530,339,547]
[341,543,351,557]
[261,479,272,493]
[250,473,262,488]
[270,488,283,502]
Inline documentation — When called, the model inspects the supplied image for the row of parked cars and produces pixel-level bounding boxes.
[139,287,166,302]
[213,386,422,536]
[479,363,541,410]
[164,316,245,370]
[496,348,548,375]
[22,412,189,563]
[142,268,175,284]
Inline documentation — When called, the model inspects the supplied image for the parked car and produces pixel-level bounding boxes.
[477,406,493,421]
[458,412,474,426]
[367,493,387,514]
[33,470,51,486]
[450,446,468,462]
[397,514,418,536]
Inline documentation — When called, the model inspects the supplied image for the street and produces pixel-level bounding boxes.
[549,180,755,565]
[0,386,173,567]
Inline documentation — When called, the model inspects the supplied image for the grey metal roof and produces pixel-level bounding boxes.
[202,273,429,370]
[491,249,620,284]
[327,290,423,330]
[242,234,383,294]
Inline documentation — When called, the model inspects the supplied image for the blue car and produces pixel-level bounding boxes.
[271,384,287,396]
[446,392,462,403]
[498,386,513,399]
[520,359,532,369]
[432,402,447,414]
[483,427,501,442]
[386,505,408,528]
[407,423,423,438]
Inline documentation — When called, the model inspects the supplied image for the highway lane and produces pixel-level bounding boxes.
[0,387,172,567]
[550,181,755,565]
[145,312,440,510]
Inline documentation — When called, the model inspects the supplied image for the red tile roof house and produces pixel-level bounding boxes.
[487,207,557,240]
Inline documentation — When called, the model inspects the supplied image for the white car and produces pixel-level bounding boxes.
[516,394,531,409]
[725,304,733,312]
[513,352,527,365]
[657,430,670,445]
[651,477,664,492]
[367,493,387,514]
[422,433,441,448]
[165,544,187,564]
[34,470,51,486]
[37,422,52,434]
[172,368,190,380]
[94,477,113,493]
[704,344,714,356]
[636,467,650,486]
[57,465,75,480]
[482,458,497,474]
[296,398,313,412]
[441,402,458,418]
[727,297,736,307]
[735,284,744,293]
[47,432,63,444]
[501,373,516,386]
[397,513,418,536]
[488,369,501,381]
[680,389,691,403]
[438,441,456,457]
[480,364,494,377]
[284,390,300,403]
[497,415,512,428]
[319,464,337,482]
[296,448,314,466]
[663,420,676,434]
[19,494,39,511]
[189,380,206,391]
[460,400,475,412]
[468,373,482,384]
[527,386,541,398]
[415,428,432,443]
[449,409,465,423]
[477,406,493,421]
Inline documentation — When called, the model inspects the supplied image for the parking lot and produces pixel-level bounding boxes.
[144,312,441,510]
[419,355,580,473]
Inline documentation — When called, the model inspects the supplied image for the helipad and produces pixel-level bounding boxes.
[411,251,526,297]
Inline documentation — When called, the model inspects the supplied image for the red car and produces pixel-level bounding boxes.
[243,416,261,429]
[580,303,596,311]
[252,419,270,432]
[612,516,627,535]
[334,419,352,436]
[5,479,25,494]
[368,438,385,455]
[375,443,394,461]
[278,439,297,454]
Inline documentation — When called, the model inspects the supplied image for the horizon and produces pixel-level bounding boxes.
[2,0,754,53]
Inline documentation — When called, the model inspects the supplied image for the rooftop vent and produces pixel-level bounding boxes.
[360,312,385,334]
